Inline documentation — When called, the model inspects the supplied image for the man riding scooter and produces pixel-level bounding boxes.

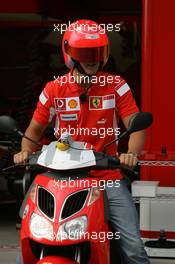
[14,19,150,264]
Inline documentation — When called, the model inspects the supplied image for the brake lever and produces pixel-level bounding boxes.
[1,163,35,173]
[1,164,25,173]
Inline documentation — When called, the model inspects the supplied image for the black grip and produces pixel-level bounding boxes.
[93,152,121,170]
[107,156,120,169]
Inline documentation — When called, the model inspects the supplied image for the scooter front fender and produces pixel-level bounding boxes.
[36,256,78,264]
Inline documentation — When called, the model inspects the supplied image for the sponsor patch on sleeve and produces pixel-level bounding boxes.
[39,91,48,105]
[116,83,130,96]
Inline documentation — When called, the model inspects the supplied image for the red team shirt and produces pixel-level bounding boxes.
[33,71,139,181]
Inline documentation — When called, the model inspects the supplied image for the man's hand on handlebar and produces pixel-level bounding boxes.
[119,152,138,169]
[13,150,32,165]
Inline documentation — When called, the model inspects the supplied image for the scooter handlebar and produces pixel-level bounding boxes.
[94,152,120,170]
[94,152,138,179]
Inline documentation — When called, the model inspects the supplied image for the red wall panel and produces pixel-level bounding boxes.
[141,0,175,186]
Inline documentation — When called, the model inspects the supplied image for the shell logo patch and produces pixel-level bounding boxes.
[68,99,78,109]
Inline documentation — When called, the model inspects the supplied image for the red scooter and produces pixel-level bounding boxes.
[0,112,153,264]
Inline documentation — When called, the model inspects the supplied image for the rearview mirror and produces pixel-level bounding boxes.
[127,112,153,134]
[0,116,18,134]
[0,115,41,147]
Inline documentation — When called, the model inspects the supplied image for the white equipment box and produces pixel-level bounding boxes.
[132,181,175,258]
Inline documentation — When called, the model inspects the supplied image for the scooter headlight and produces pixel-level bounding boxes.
[57,216,87,240]
[30,213,53,241]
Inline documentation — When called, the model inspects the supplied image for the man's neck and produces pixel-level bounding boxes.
[72,68,92,91]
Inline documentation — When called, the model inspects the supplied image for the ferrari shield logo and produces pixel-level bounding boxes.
[92,97,102,108]
[89,96,103,109]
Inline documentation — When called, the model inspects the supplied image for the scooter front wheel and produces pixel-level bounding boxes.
[37,256,78,264]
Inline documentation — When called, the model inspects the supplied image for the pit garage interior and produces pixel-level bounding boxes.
[0,0,175,263]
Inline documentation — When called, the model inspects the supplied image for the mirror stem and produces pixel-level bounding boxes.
[103,130,129,153]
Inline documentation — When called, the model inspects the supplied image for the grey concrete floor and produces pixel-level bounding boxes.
[0,202,175,264]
